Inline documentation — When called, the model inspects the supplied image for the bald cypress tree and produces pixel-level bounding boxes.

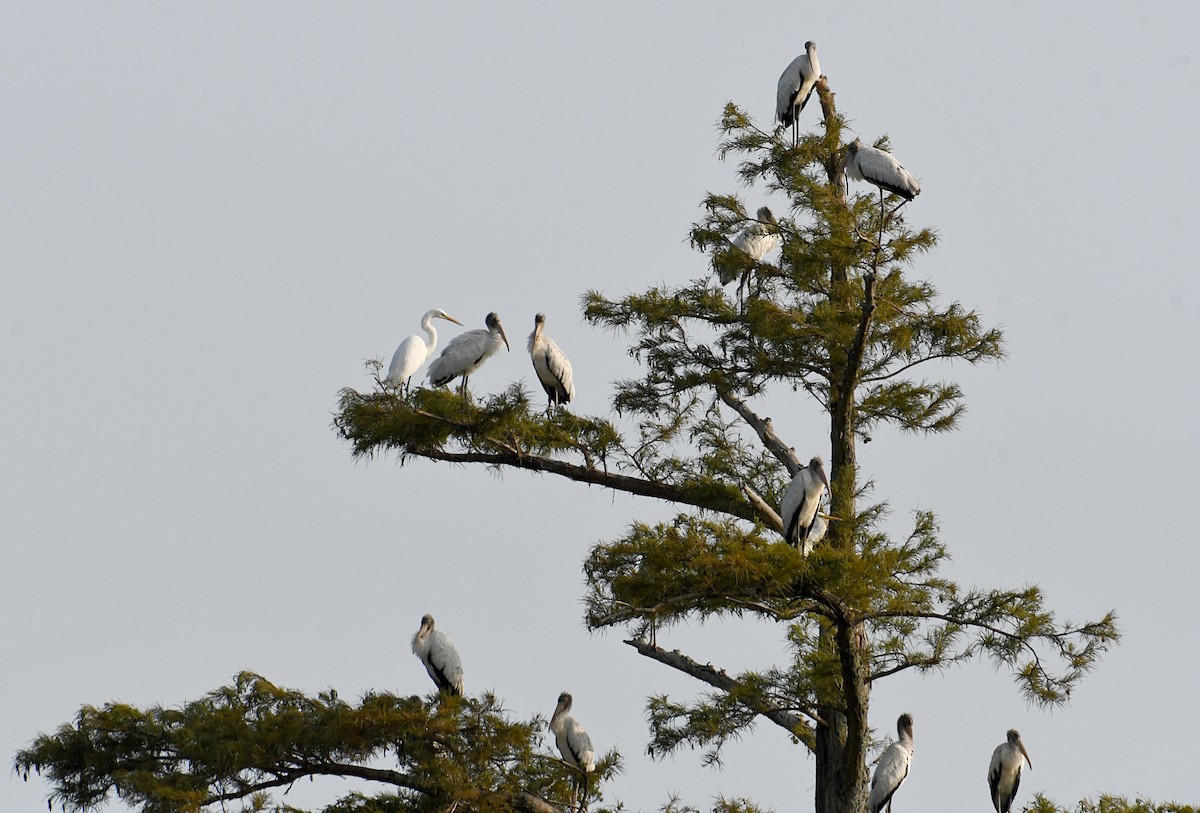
[15,80,1117,813]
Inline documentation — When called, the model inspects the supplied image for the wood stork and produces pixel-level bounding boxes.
[410,613,464,696]
[780,455,830,554]
[869,713,914,813]
[845,137,921,202]
[385,309,463,394]
[776,41,821,147]
[427,312,510,396]
[723,206,782,305]
[988,728,1032,813]
[528,313,575,413]
[551,691,595,810]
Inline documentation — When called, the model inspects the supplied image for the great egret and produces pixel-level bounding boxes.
[780,455,830,554]
[776,41,821,147]
[988,729,1032,813]
[386,309,463,394]
[528,313,575,414]
[869,713,914,813]
[410,614,464,696]
[427,312,510,397]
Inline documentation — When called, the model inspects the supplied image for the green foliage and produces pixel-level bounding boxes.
[1029,794,1198,813]
[13,673,620,813]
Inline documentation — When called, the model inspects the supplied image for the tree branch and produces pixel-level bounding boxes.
[717,390,802,474]
[417,448,762,524]
[624,638,815,742]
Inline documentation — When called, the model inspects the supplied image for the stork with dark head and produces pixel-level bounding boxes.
[528,313,575,414]
[780,455,830,555]
[988,728,1032,813]
[410,613,464,696]
[427,312,510,398]
[869,713,914,813]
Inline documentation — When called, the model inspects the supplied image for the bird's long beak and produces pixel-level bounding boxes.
[499,326,510,351]
[1019,742,1032,770]
[446,314,464,326]
[817,513,841,522]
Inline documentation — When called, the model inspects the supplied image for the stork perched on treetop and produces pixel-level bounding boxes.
[776,41,821,147]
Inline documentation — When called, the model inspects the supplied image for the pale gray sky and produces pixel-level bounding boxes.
[3,4,1198,812]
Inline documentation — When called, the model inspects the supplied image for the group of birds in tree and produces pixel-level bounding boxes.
[725,41,920,303]
[410,614,595,796]
[385,309,575,413]
[775,43,1029,813]
[395,41,1025,813]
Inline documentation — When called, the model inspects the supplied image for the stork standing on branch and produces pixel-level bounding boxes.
[780,455,830,555]
[723,205,781,306]
[528,313,575,414]
[550,692,595,812]
[427,311,510,398]
[988,728,1032,813]
[869,713,915,813]
[410,614,464,696]
[386,308,463,394]
[776,41,821,147]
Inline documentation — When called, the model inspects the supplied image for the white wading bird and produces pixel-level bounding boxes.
[386,308,463,394]
[551,692,595,808]
[845,138,921,202]
[780,455,830,554]
[528,313,575,413]
[776,41,821,147]
[410,614,464,696]
[988,728,1033,813]
[723,206,782,304]
[869,713,914,813]
[427,312,510,396]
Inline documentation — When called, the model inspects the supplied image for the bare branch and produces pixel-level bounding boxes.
[717,390,802,474]
[624,638,815,742]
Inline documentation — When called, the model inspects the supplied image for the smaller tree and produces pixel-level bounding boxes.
[13,672,619,813]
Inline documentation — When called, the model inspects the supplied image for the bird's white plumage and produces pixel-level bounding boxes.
[410,614,464,696]
[528,314,575,411]
[723,206,782,284]
[988,729,1032,813]
[869,713,914,813]
[780,455,830,552]
[845,138,921,201]
[427,312,510,391]
[550,692,596,774]
[387,309,463,391]
[776,41,821,135]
